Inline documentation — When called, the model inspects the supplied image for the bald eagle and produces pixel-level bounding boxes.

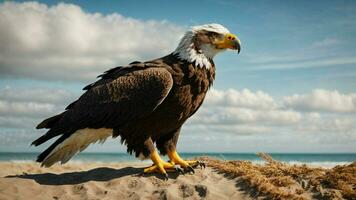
[33,24,241,177]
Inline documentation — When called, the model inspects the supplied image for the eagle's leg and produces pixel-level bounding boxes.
[142,138,183,178]
[167,150,206,173]
[156,129,205,173]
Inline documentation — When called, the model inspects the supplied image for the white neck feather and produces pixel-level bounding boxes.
[173,31,224,69]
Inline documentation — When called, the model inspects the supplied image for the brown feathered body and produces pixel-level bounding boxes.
[33,53,215,165]
[118,55,215,156]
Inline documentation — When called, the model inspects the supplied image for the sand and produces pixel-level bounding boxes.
[0,161,250,200]
[1,154,355,200]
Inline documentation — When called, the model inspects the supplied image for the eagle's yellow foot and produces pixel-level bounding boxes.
[143,151,184,179]
[167,150,206,174]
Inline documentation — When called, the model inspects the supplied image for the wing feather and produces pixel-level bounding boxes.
[34,64,173,146]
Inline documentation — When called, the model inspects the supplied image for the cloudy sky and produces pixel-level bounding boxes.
[0,0,355,153]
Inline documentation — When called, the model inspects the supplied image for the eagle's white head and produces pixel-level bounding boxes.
[173,23,241,69]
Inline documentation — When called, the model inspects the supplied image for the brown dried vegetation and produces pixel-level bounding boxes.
[200,153,356,200]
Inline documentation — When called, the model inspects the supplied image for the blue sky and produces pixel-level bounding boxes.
[0,0,355,153]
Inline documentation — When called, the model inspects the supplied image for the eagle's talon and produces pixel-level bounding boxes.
[198,161,206,168]
[185,165,195,174]
[174,165,184,174]
[163,173,169,180]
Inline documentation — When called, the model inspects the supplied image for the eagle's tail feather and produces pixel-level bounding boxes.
[31,128,62,146]
[33,112,67,146]
[37,128,112,167]
[36,134,68,165]
[36,112,65,129]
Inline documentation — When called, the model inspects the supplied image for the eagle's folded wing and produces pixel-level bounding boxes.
[33,65,173,164]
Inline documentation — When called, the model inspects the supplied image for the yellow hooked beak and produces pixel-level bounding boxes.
[215,33,241,53]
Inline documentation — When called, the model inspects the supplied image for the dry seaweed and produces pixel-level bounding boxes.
[199,153,355,200]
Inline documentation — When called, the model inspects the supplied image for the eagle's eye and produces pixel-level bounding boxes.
[206,32,219,38]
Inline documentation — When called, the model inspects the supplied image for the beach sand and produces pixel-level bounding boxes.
[0,154,355,200]
[0,161,250,200]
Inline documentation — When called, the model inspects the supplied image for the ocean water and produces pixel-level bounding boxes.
[0,152,355,168]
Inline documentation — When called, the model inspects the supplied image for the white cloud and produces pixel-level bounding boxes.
[283,89,356,112]
[194,88,300,127]
[0,86,76,121]
[205,88,277,109]
[0,2,184,81]
[0,101,56,117]
[0,116,38,129]
[184,124,272,135]
[188,88,356,136]
[296,112,354,133]
[0,86,74,104]
[191,107,301,125]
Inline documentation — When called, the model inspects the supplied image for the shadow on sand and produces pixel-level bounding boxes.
[6,166,179,185]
